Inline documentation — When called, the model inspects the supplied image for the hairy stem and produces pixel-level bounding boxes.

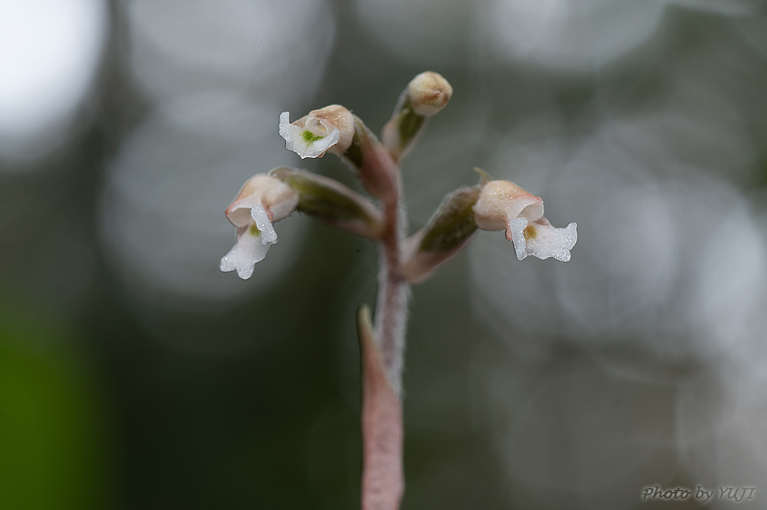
[359,306,404,510]
[361,149,409,510]
[374,195,410,395]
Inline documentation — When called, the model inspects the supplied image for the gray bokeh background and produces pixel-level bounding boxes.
[1,0,767,508]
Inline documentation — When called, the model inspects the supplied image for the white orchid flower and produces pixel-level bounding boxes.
[220,174,299,279]
[279,105,355,159]
[473,180,577,262]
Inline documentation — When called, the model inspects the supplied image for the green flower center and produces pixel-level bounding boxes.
[302,130,325,144]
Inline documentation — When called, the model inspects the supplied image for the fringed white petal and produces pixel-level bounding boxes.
[250,204,277,244]
[508,217,577,262]
[279,111,340,159]
[508,217,530,260]
[219,226,273,279]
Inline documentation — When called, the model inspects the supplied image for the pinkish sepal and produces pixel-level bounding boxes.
[353,118,400,205]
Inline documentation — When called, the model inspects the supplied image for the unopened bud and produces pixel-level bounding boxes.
[402,186,481,283]
[407,71,453,117]
[280,105,355,159]
[382,71,453,161]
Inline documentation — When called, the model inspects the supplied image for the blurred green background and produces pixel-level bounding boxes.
[1,0,767,508]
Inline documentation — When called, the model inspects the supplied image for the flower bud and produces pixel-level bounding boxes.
[473,179,577,262]
[402,186,480,283]
[279,105,355,159]
[407,71,453,117]
[220,174,299,279]
[382,71,452,160]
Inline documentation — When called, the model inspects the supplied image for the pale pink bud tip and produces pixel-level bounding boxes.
[408,71,453,116]
[220,174,299,279]
[279,105,354,159]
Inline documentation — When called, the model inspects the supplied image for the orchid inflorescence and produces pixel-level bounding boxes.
[219,71,577,510]
[221,73,577,283]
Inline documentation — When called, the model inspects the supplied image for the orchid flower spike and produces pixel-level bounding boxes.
[220,174,299,279]
[473,180,577,262]
[279,104,355,159]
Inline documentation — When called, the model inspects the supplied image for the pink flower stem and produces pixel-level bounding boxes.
[361,148,409,510]
[375,194,409,395]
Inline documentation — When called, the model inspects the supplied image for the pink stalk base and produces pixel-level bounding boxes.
[360,306,404,510]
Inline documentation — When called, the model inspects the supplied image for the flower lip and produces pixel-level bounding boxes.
[220,224,270,279]
[509,217,578,262]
